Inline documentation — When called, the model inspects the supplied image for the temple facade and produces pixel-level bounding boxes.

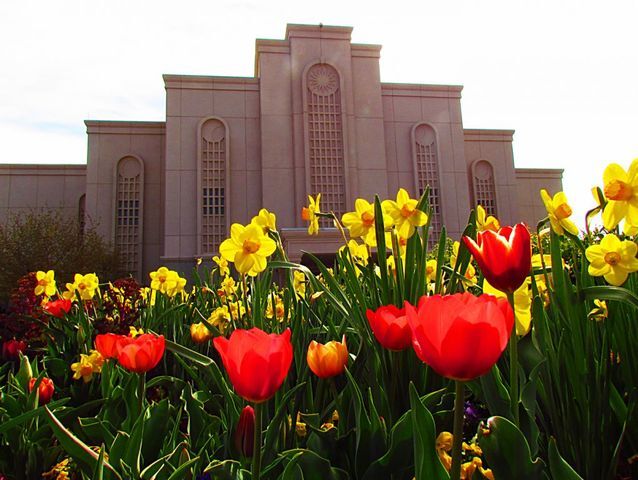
[0,24,563,278]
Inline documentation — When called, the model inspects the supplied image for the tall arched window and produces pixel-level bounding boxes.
[304,63,346,223]
[471,160,498,216]
[198,117,229,254]
[411,123,442,237]
[114,156,144,277]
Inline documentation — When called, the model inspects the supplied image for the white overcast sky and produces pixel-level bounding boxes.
[1,0,636,228]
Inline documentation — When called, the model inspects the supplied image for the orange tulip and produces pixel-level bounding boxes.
[307,336,348,378]
[117,334,165,373]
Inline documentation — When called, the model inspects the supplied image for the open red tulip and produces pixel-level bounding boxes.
[462,223,531,293]
[95,333,126,359]
[405,293,513,381]
[117,334,165,373]
[366,305,412,351]
[213,328,293,403]
[43,298,72,318]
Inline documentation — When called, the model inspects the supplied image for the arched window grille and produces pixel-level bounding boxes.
[472,160,498,216]
[115,156,143,277]
[412,123,442,238]
[198,117,229,254]
[305,63,346,223]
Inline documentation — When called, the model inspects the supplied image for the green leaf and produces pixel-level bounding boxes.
[0,398,69,434]
[280,449,349,480]
[92,444,106,480]
[362,409,413,479]
[263,382,307,457]
[548,438,583,479]
[141,398,170,462]
[409,383,449,480]
[165,339,214,367]
[477,416,545,480]
[44,406,122,480]
[579,285,638,310]
[166,455,199,480]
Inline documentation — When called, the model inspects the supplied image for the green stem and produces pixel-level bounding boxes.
[506,291,520,426]
[137,372,146,418]
[252,402,263,480]
[450,380,465,480]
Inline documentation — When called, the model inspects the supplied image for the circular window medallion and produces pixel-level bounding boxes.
[308,65,339,96]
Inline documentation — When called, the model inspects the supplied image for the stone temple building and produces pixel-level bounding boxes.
[0,24,563,278]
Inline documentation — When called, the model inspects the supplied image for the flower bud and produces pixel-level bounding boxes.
[234,405,255,458]
[29,377,55,405]
[2,339,26,360]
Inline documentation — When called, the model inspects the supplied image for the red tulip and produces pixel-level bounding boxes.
[234,405,255,457]
[306,336,348,379]
[405,293,514,381]
[366,305,412,351]
[95,333,128,359]
[43,298,72,318]
[462,223,531,293]
[117,334,165,373]
[2,339,27,360]
[213,328,293,403]
[29,377,55,405]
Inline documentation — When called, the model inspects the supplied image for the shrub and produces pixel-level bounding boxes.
[0,210,122,303]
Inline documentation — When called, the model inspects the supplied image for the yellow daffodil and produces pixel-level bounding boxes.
[64,273,99,301]
[208,305,232,333]
[140,287,156,306]
[601,158,638,231]
[293,271,306,298]
[585,233,638,286]
[540,189,579,236]
[301,194,321,235]
[484,278,532,336]
[150,267,181,294]
[339,239,369,264]
[70,350,103,383]
[190,322,213,343]
[381,188,427,239]
[228,301,246,321]
[588,299,608,322]
[35,270,56,297]
[266,295,287,322]
[450,240,472,268]
[426,259,438,283]
[166,274,187,298]
[342,198,392,247]
[219,276,237,298]
[251,208,277,234]
[129,326,144,338]
[219,223,277,276]
[213,255,230,277]
[476,205,500,232]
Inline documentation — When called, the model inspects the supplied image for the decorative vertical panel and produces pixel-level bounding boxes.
[78,194,86,234]
[472,160,498,216]
[305,64,346,223]
[198,117,229,254]
[115,156,144,277]
[412,123,442,238]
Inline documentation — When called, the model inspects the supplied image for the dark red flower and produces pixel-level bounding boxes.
[29,377,55,405]
[406,293,514,381]
[2,339,27,360]
[462,223,531,293]
[234,405,255,457]
[117,334,165,373]
[213,328,293,403]
[43,298,72,318]
[366,305,412,351]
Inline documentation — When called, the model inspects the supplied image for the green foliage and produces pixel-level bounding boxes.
[0,209,121,302]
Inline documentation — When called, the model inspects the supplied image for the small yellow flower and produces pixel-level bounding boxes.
[251,208,277,234]
[219,223,277,276]
[342,198,393,247]
[228,301,246,321]
[381,188,428,239]
[150,267,180,295]
[483,277,532,336]
[588,299,608,322]
[601,159,638,231]
[129,326,144,338]
[190,322,213,343]
[339,239,369,264]
[476,205,500,232]
[586,233,638,286]
[35,270,56,297]
[266,295,287,322]
[64,273,99,301]
[426,259,438,283]
[301,194,321,235]
[293,271,306,298]
[209,305,232,332]
[213,255,230,277]
[196,257,202,266]
[140,287,156,306]
[540,189,579,236]
[70,350,103,383]
[219,275,237,298]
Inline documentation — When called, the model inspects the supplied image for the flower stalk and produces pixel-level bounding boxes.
[450,380,465,480]
[252,402,263,480]
[506,290,519,426]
